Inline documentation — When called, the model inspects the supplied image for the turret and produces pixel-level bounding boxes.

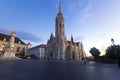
[71,34,74,43]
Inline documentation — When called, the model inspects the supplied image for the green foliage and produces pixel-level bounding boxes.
[89,47,100,57]
[106,45,120,59]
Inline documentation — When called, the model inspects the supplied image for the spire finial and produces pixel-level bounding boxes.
[59,1,62,14]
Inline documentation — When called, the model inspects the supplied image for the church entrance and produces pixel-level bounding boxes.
[72,52,75,60]
[50,53,53,59]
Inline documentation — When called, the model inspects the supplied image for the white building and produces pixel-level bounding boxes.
[26,44,46,59]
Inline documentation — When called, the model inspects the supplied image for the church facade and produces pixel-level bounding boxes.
[45,3,86,60]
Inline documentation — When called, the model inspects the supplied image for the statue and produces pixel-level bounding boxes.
[3,31,16,58]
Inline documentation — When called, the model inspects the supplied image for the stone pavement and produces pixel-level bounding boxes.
[0,60,120,80]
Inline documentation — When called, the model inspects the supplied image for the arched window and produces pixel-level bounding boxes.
[59,23,61,28]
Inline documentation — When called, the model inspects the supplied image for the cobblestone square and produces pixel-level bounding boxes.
[0,60,120,80]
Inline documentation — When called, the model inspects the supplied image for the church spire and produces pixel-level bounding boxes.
[58,1,62,15]
[71,34,74,43]
[50,33,54,41]
[55,1,65,38]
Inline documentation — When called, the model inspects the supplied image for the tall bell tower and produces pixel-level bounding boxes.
[55,2,66,59]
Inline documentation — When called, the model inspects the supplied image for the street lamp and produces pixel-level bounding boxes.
[111,38,115,45]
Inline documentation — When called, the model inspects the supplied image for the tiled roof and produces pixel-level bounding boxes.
[0,33,26,45]
[39,44,47,48]
[75,42,80,46]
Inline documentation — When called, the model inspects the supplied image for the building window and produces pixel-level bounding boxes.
[22,48,25,53]
[3,38,6,41]
[17,47,20,52]
[60,23,61,28]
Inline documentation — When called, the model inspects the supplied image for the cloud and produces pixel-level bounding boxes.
[0,28,41,43]
[82,0,96,22]
[17,31,41,43]
[0,28,10,34]
[70,0,96,24]
[97,33,106,39]
[66,0,97,31]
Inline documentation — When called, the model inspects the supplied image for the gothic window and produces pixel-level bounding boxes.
[60,23,61,28]
[22,48,25,53]
[72,52,75,60]
[67,46,70,49]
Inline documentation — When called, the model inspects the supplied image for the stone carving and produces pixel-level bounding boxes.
[3,31,16,57]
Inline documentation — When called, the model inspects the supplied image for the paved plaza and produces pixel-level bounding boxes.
[0,60,120,80]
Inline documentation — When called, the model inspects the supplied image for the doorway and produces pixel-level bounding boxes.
[72,52,75,60]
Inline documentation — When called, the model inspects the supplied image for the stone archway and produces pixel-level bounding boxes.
[66,46,71,60]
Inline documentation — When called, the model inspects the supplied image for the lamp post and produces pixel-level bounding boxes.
[111,38,115,45]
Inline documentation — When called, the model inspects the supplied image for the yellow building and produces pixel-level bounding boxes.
[0,33,26,57]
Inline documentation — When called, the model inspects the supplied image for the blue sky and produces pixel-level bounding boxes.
[0,0,120,56]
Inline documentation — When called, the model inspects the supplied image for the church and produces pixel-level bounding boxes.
[45,2,86,60]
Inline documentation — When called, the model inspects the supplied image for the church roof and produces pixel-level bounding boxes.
[75,42,80,46]
[67,40,80,46]
[0,33,26,45]
[40,44,47,48]
[67,41,72,44]
[67,41,75,45]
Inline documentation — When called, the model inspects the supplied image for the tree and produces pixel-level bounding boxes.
[105,45,120,59]
[89,47,101,60]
